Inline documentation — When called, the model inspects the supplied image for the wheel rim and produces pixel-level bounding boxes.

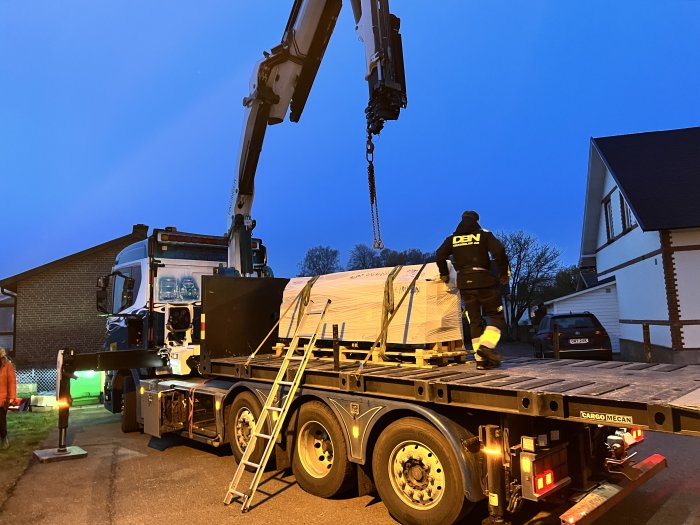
[297,420,334,478]
[234,407,256,453]
[388,440,447,510]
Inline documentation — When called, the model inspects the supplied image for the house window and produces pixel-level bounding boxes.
[0,292,16,358]
[603,197,615,241]
[619,194,637,232]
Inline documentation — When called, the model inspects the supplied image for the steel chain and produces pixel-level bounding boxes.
[366,132,384,250]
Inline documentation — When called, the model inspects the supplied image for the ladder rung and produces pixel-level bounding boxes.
[288,356,305,361]
[254,432,272,440]
[267,406,283,412]
[227,489,247,499]
[278,381,293,386]
[306,309,325,315]
[297,333,315,338]
[243,460,261,468]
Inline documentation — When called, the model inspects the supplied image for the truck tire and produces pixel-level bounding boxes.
[372,418,472,525]
[289,400,354,498]
[228,391,270,472]
[121,377,139,433]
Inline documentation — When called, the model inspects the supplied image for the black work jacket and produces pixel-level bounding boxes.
[436,223,509,290]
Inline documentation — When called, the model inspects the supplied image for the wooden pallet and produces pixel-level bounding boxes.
[273,340,469,368]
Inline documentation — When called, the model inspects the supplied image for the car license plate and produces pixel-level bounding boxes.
[570,338,589,344]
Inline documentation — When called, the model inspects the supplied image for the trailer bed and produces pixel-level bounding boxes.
[207,355,700,436]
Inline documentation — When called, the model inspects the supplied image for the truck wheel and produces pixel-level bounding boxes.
[289,400,354,498]
[121,377,139,433]
[228,391,270,472]
[372,418,471,525]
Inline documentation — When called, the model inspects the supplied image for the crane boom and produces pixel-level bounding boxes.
[227,0,407,275]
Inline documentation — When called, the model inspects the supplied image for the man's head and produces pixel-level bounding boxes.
[462,210,480,222]
[0,347,6,363]
[457,210,481,233]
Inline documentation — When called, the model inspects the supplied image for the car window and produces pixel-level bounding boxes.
[554,316,597,330]
[156,271,203,302]
[113,265,141,312]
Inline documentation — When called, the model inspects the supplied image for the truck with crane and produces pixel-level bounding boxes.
[48,1,700,524]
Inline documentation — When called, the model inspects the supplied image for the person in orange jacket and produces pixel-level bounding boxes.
[0,346,17,450]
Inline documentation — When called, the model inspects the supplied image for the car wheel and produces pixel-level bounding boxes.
[532,344,542,358]
[372,418,473,525]
[228,390,271,472]
[289,400,354,498]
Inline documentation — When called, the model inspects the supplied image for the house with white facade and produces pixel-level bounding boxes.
[556,126,700,363]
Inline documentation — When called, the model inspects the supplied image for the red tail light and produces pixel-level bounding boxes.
[535,470,555,493]
[630,428,644,442]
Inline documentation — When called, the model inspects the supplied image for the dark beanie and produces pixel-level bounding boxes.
[462,210,480,221]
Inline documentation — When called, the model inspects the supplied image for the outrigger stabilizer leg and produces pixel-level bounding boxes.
[34,348,88,462]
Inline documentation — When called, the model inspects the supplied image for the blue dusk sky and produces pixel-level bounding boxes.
[2,1,700,279]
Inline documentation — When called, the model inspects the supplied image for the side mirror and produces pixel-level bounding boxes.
[97,275,110,291]
[97,289,112,314]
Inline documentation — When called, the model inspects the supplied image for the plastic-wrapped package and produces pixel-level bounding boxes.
[278,262,462,346]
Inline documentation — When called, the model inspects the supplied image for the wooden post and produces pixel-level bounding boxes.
[553,324,561,360]
[332,324,340,371]
[643,323,651,363]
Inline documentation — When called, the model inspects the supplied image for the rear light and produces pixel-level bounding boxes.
[520,441,571,501]
[535,470,555,493]
[594,330,602,335]
[629,428,644,442]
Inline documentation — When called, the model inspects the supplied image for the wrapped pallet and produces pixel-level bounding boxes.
[278,262,463,347]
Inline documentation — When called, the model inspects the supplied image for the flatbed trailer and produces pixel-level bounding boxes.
[202,354,699,525]
[206,355,700,437]
[52,275,700,525]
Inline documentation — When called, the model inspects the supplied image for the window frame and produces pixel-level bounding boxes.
[603,196,615,241]
[112,265,142,312]
[0,294,16,358]
[619,193,637,233]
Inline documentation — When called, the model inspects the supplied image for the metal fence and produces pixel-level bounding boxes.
[15,367,57,393]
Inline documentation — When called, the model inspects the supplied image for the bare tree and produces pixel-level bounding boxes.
[538,264,579,302]
[347,244,382,270]
[346,244,435,270]
[379,247,435,267]
[497,231,561,339]
[297,245,343,276]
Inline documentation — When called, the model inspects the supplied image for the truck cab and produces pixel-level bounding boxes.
[96,227,269,414]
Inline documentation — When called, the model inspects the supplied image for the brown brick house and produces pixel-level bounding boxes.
[0,225,148,378]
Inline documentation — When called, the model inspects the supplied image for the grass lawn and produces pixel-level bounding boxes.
[0,410,57,508]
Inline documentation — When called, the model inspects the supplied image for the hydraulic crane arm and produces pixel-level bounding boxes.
[227,0,407,274]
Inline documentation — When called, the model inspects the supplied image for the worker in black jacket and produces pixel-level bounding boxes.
[436,211,510,370]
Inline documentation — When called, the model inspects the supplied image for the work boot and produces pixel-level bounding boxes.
[0,437,9,450]
[476,346,502,365]
[476,359,500,371]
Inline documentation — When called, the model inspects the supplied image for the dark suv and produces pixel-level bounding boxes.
[533,312,612,360]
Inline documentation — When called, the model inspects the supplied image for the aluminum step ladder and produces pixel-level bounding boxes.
[223,298,331,512]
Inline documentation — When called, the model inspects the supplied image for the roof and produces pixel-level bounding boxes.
[0,224,149,291]
[545,276,616,306]
[592,126,700,231]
